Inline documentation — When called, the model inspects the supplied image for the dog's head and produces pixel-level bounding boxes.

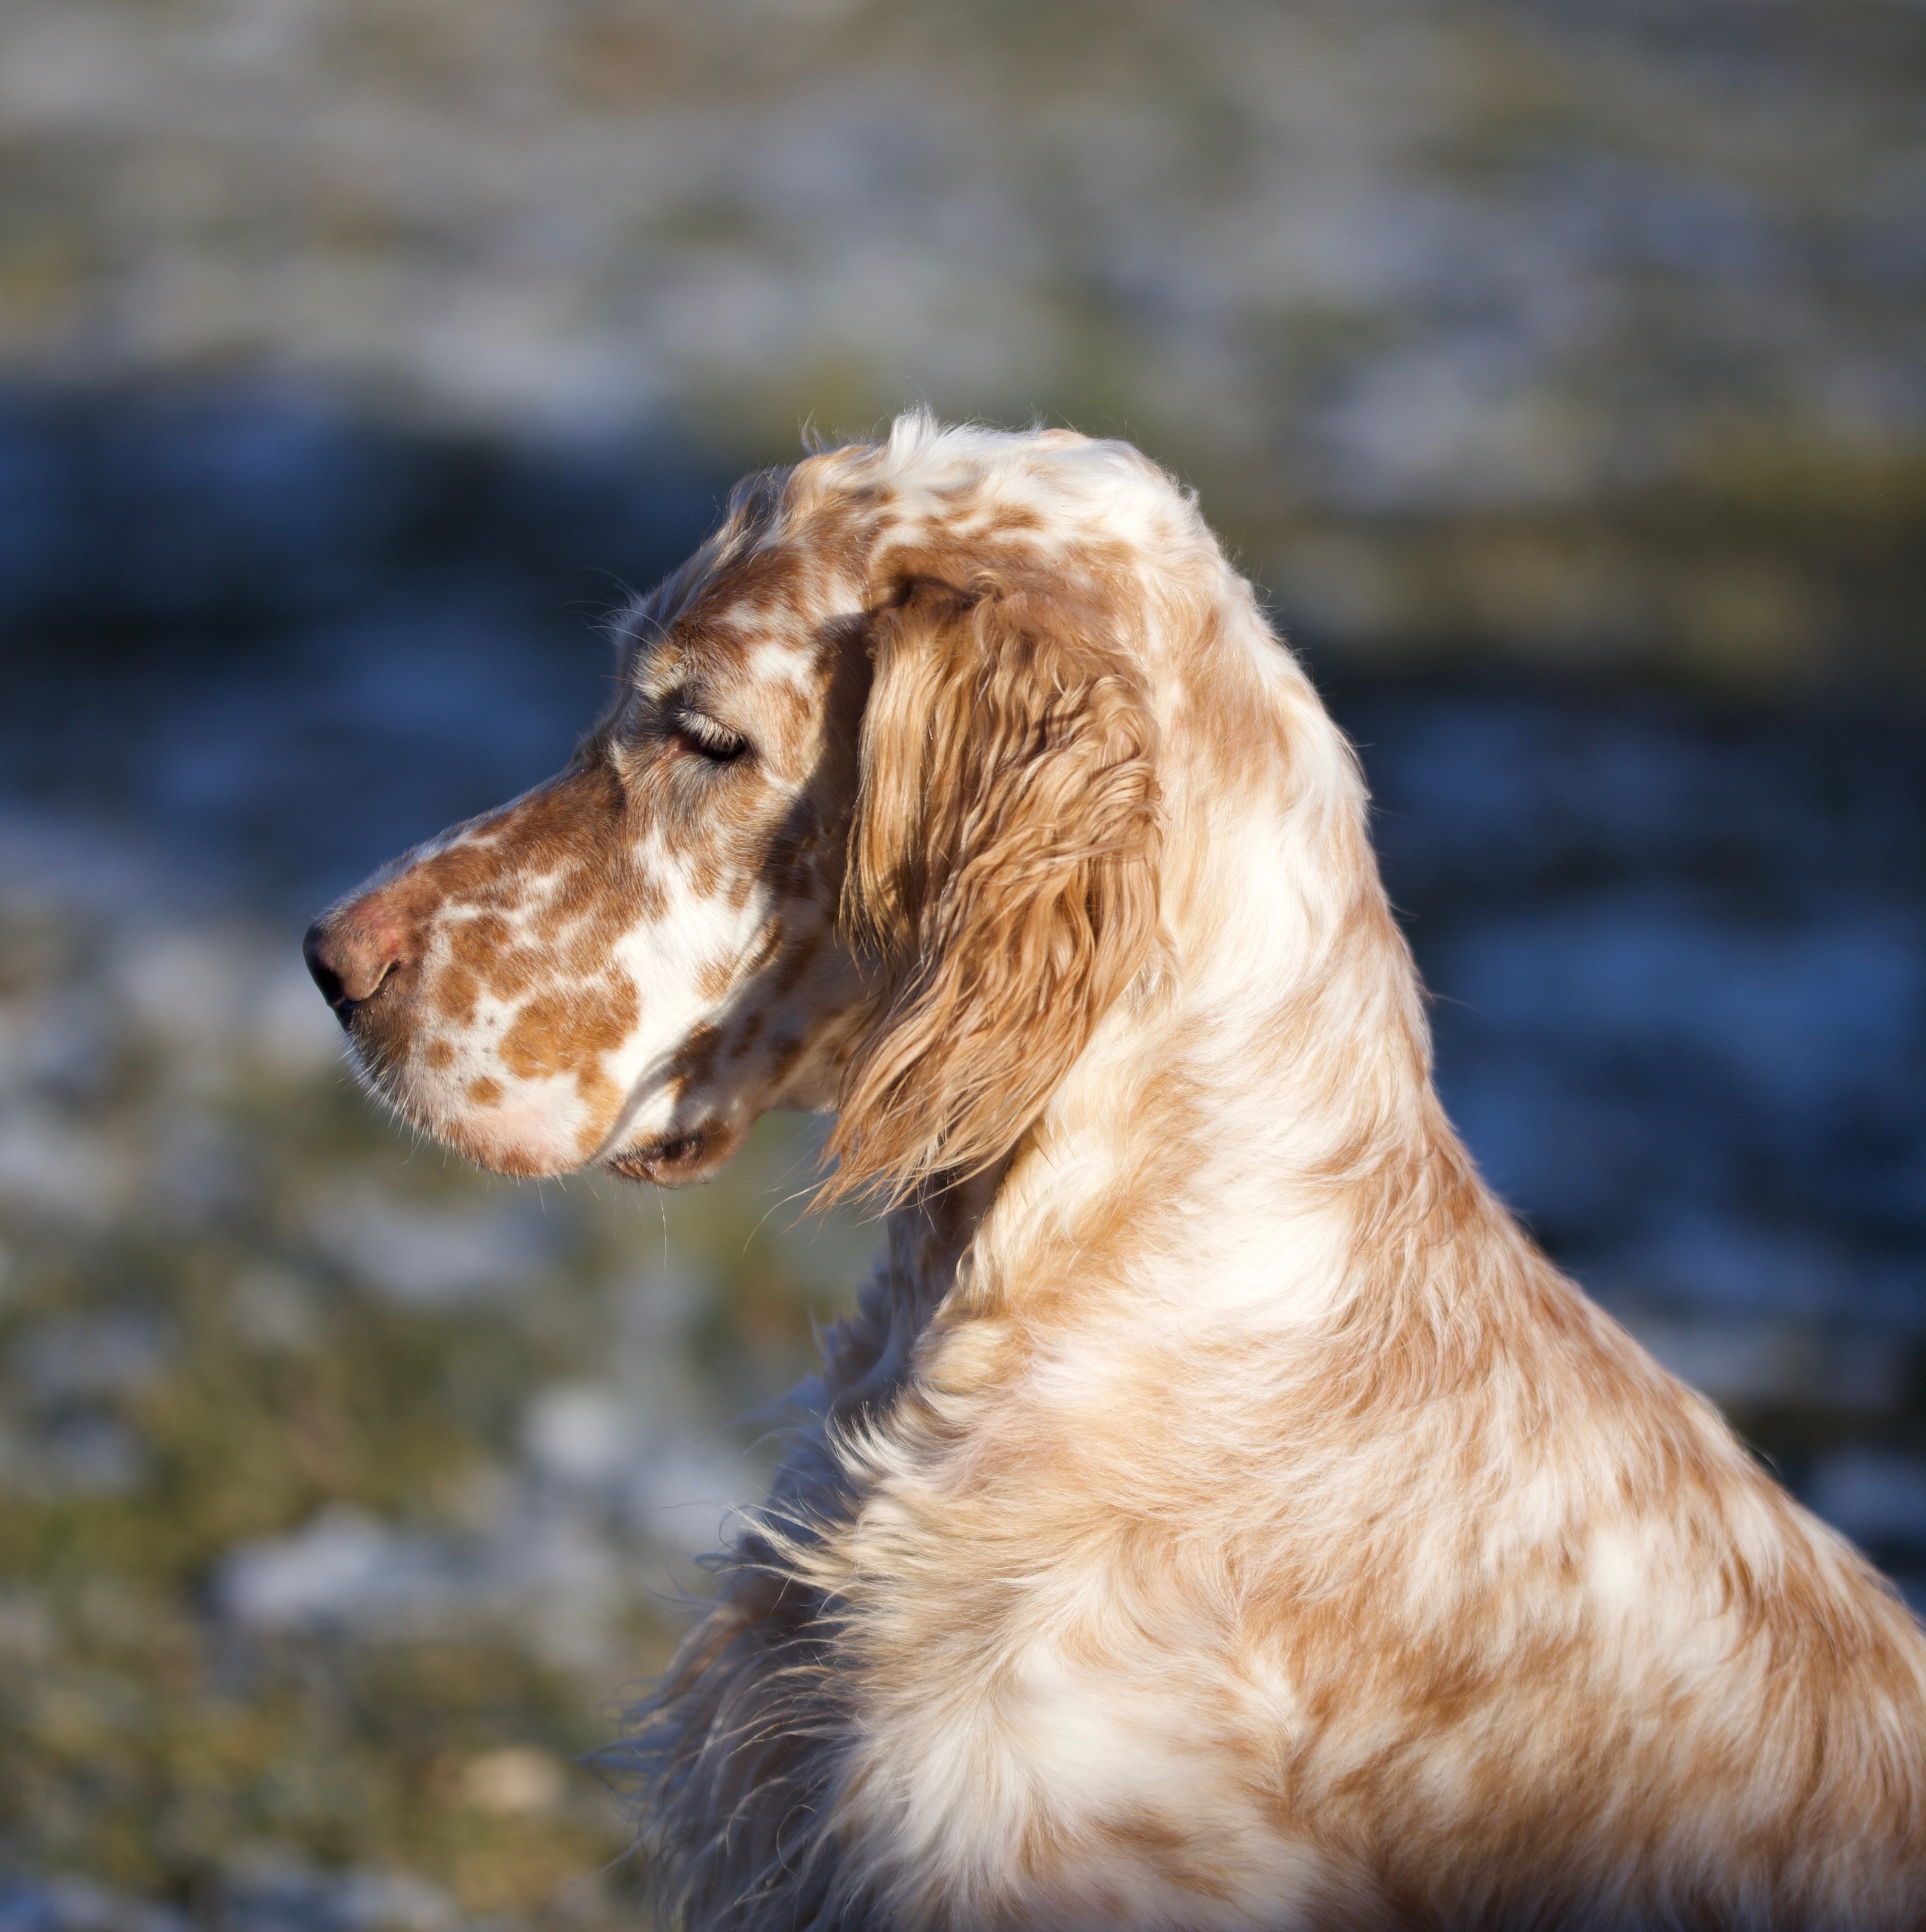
[303,420,1167,1201]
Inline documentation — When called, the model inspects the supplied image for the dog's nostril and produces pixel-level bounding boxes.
[302,921,349,1010]
[303,915,403,1019]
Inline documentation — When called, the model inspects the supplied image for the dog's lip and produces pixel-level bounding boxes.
[606,1127,725,1186]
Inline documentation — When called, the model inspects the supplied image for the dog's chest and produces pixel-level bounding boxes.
[811,1525,1343,1925]
[768,1342,1358,1925]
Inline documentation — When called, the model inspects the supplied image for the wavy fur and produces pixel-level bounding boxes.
[829,572,1161,1203]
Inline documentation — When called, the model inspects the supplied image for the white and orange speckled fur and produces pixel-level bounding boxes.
[304,415,1926,1930]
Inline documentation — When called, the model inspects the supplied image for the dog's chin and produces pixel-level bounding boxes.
[606,1124,742,1189]
[423,1109,588,1181]
[351,1061,597,1182]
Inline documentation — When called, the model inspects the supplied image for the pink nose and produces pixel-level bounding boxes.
[302,902,406,1018]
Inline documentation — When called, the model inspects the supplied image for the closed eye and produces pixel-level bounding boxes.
[668,704,749,764]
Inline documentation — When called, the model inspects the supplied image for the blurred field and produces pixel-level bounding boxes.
[0,2,1923,1927]
[2,0,1922,681]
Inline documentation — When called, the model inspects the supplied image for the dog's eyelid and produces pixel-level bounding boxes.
[665,697,751,763]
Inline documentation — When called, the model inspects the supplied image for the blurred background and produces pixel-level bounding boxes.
[0,1,1921,1926]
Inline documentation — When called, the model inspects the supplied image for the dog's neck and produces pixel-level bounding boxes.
[852,601,1499,1381]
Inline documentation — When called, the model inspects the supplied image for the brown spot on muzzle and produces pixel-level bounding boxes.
[501,980,640,1085]
[411,763,636,926]
[330,760,656,1130]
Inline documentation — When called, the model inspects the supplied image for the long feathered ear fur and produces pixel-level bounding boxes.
[824,572,1161,1205]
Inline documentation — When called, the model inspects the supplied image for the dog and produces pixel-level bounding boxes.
[303,415,1926,1930]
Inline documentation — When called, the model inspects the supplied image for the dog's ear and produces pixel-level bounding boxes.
[826,573,1160,1205]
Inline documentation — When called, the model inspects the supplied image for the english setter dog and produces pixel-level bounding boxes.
[304,417,1926,1930]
